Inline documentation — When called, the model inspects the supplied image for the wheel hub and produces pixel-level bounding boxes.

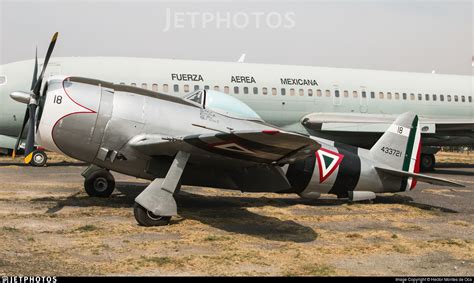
[33,153,44,164]
[93,177,108,192]
[146,210,165,221]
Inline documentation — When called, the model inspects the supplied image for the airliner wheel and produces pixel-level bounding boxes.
[133,203,171,227]
[29,150,48,167]
[420,154,436,172]
[84,170,115,197]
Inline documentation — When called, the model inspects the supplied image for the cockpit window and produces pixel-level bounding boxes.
[185,90,262,121]
[0,76,6,85]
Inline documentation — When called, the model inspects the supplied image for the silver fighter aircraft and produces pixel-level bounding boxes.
[10,34,464,226]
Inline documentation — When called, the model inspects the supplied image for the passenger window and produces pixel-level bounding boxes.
[469,96,472,103]
[425,94,429,101]
[353,91,358,98]
[370,91,375,99]
[272,88,277,96]
[362,91,367,98]
[317,89,322,97]
[440,95,444,102]
[234,86,239,94]
[119,82,125,85]
[433,94,437,101]
[0,76,6,85]
[410,93,415,100]
[194,85,200,91]
[244,87,249,94]
[214,86,220,91]
[379,92,384,99]
[402,93,407,100]
[163,84,169,92]
[461,96,465,102]
[290,88,295,96]
[343,90,348,97]
[447,95,452,102]
[454,95,458,102]
[174,84,179,92]
[184,84,190,92]
[299,89,304,96]
[335,90,340,97]
[418,93,422,101]
[152,83,158,91]
[387,92,392,100]
[308,89,313,97]
[325,90,331,97]
[224,86,230,94]
[263,87,268,95]
[131,83,137,86]
[394,92,399,100]
[281,88,287,96]
[253,87,258,94]
[142,83,148,89]
[204,85,210,90]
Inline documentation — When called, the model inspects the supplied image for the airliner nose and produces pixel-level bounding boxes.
[10,91,31,104]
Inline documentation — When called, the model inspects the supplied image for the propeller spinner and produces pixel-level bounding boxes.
[10,32,59,164]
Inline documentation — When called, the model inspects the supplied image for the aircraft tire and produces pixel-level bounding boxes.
[30,150,48,167]
[420,154,436,172]
[133,203,171,227]
[84,170,115,197]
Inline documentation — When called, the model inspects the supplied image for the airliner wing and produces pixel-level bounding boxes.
[301,112,474,133]
[129,130,320,164]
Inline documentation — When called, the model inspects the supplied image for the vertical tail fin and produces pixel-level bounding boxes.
[370,112,421,178]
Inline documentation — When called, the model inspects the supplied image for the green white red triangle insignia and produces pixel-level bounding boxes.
[315,148,344,183]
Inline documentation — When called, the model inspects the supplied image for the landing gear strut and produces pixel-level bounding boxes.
[134,151,190,227]
[29,150,48,167]
[83,166,115,197]
[420,154,435,172]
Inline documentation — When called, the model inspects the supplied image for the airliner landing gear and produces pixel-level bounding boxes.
[420,154,436,172]
[29,150,48,167]
[134,151,190,227]
[82,165,115,197]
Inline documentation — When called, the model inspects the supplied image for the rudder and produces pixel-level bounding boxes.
[370,112,421,176]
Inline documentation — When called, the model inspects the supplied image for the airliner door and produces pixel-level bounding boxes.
[359,87,368,113]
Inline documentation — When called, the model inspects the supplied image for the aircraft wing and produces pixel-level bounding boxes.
[301,112,474,133]
[375,166,465,187]
[129,130,320,164]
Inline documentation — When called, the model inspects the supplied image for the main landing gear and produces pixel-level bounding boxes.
[82,165,115,197]
[134,151,190,227]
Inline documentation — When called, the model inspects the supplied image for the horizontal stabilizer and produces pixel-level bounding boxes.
[375,166,465,188]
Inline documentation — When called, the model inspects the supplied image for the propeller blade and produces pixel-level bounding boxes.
[24,103,37,164]
[30,47,38,90]
[32,32,59,96]
[11,109,30,158]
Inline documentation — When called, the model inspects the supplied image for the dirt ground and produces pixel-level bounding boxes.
[0,152,472,276]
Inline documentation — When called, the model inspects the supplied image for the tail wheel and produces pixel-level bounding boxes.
[30,150,48,167]
[420,154,435,172]
[133,203,171,227]
[84,170,115,197]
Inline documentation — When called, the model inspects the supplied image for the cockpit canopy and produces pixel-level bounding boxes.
[185,90,262,121]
